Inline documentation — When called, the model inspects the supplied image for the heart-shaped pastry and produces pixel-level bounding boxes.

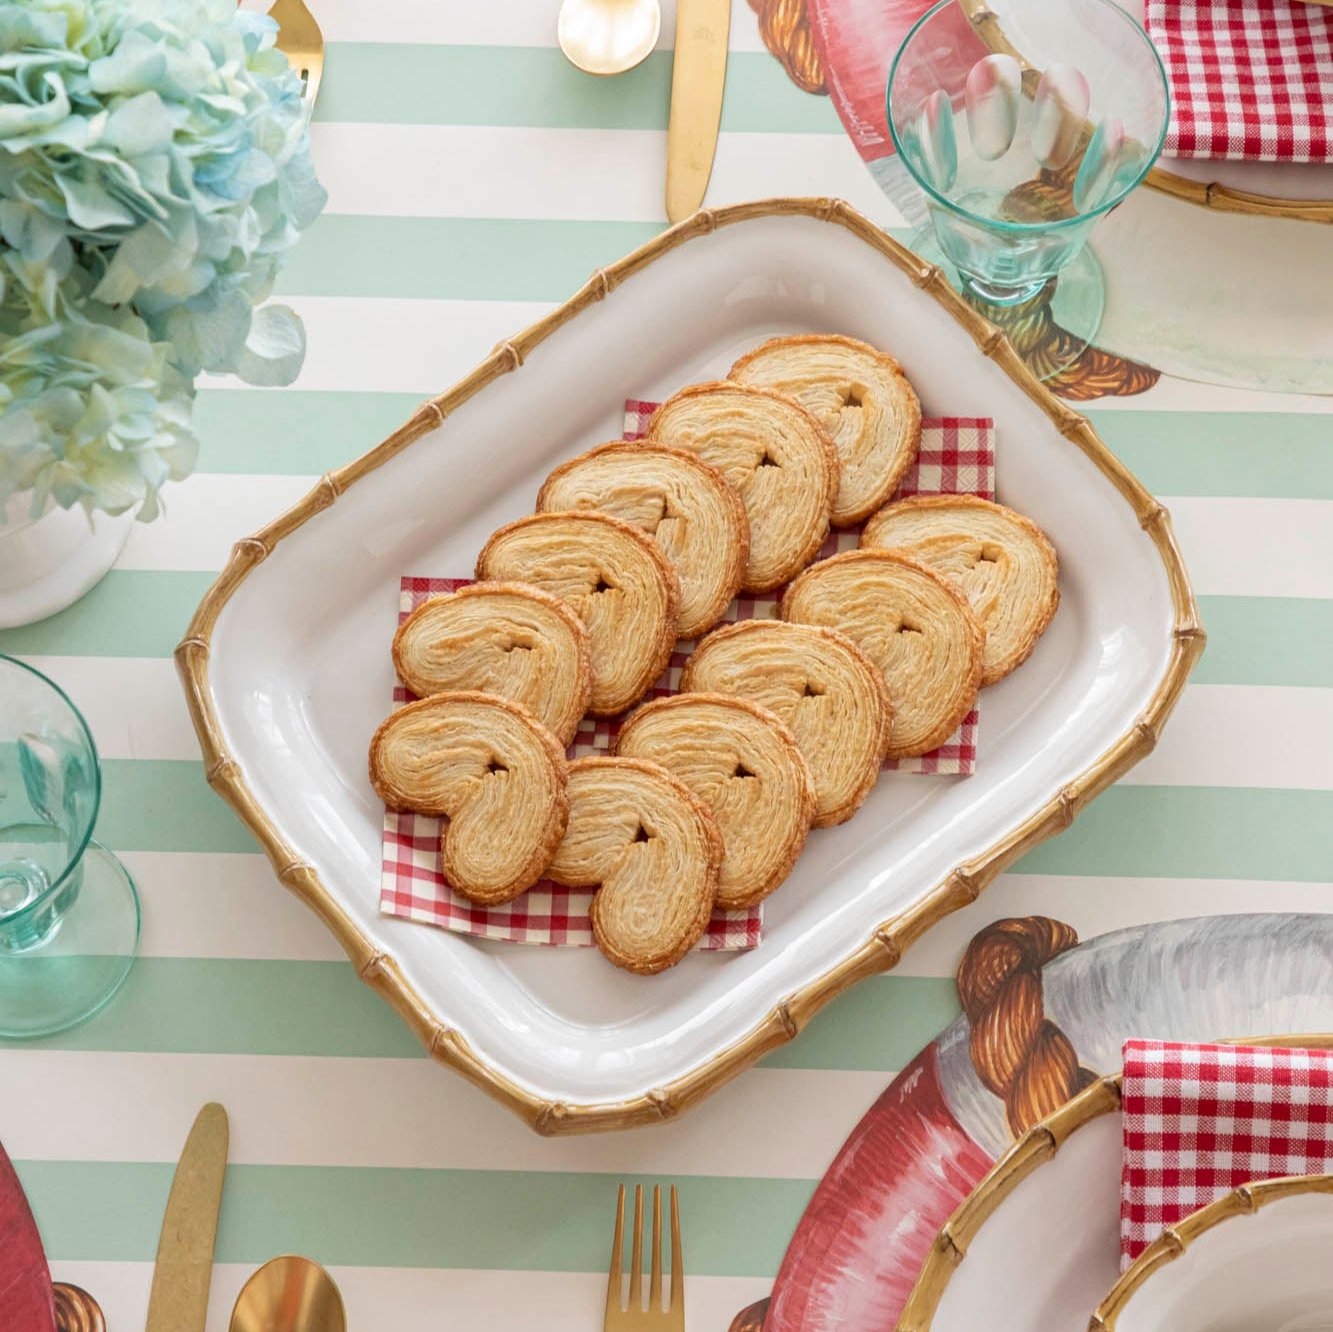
[647,382,836,593]
[730,334,922,527]
[861,494,1059,686]
[536,441,749,638]
[616,693,815,909]
[547,756,723,973]
[680,619,893,827]
[369,691,568,905]
[780,549,983,759]
[475,512,680,717]
[392,581,592,743]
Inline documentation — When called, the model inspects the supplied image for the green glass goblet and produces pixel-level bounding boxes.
[887,0,1169,379]
[0,655,140,1037]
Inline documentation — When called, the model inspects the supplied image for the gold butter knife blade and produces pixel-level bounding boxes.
[145,1102,229,1332]
[665,0,731,224]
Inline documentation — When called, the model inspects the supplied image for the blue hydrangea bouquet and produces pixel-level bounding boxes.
[0,0,326,523]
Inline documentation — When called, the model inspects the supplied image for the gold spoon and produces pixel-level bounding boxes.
[229,1256,346,1332]
[558,0,661,76]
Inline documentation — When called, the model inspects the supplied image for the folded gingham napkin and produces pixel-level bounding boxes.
[1146,0,1333,161]
[1121,1039,1333,1268]
[379,404,995,950]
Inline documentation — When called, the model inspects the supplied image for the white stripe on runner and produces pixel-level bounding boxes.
[310,124,896,223]
[49,1262,773,1332]
[0,1053,877,1178]
[1168,496,1333,599]
[201,296,553,395]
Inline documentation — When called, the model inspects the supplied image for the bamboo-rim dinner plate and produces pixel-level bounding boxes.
[899,1035,1333,1332]
[177,198,1200,1135]
[1092,1173,1333,1332]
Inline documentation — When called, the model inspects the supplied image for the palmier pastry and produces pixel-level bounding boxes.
[680,619,892,826]
[392,582,592,744]
[475,512,679,717]
[369,691,568,905]
[647,382,836,593]
[616,694,815,909]
[536,442,748,638]
[861,495,1059,686]
[780,550,983,759]
[730,334,922,526]
[547,756,723,973]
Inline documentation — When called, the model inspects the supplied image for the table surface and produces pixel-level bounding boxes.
[1,3,1330,1329]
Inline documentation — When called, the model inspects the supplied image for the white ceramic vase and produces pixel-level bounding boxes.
[0,493,134,630]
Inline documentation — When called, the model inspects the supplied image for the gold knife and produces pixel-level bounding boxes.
[145,1103,229,1332]
[665,0,731,223]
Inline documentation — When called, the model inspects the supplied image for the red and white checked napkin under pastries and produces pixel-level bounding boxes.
[1146,0,1333,161]
[379,404,995,951]
[1121,1038,1333,1268]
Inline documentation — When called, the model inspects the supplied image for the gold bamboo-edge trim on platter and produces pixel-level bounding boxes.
[898,1034,1333,1330]
[957,0,1333,226]
[175,197,1204,1136]
[1090,1173,1333,1331]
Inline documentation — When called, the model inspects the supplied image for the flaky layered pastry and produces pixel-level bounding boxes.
[392,581,592,744]
[547,756,723,973]
[861,495,1059,686]
[616,693,815,909]
[369,691,568,905]
[536,442,749,638]
[730,334,922,526]
[680,619,893,826]
[780,550,983,759]
[646,382,836,593]
[476,511,680,717]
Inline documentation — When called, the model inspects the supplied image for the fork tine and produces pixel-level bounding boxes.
[605,1184,626,1319]
[669,1186,684,1316]
[628,1184,644,1310]
[648,1184,663,1310]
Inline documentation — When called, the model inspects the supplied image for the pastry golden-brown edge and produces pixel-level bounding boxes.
[645,381,839,593]
[552,754,724,974]
[615,691,816,909]
[861,493,1060,686]
[535,440,750,638]
[779,547,985,759]
[474,510,682,717]
[679,618,894,827]
[390,579,594,744]
[729,333,924,526]
[368,689,570,906]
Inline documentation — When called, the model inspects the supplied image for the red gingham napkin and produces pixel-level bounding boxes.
[1146,0,1333,161]
[379,405,995,949]
[1120,1039,1333,1268]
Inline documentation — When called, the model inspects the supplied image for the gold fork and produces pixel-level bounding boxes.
[605,1184,684,1331]
[269,0,325,110]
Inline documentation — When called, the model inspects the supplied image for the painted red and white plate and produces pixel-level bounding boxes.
[731,912,1333,1332]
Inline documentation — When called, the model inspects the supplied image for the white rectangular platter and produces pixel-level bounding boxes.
[178,200,1202,1134]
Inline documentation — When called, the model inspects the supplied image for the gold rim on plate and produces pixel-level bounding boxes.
[958,0,1333,226]
[899,1034,1333,1330]
[175,197,1204,1136]
[1090,1172,1333,1331]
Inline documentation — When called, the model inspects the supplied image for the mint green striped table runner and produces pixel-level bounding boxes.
[2,4,1330,1327]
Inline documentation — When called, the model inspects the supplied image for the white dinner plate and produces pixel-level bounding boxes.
[1096,1176,1333,1332]
[177,200,1199,1133]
